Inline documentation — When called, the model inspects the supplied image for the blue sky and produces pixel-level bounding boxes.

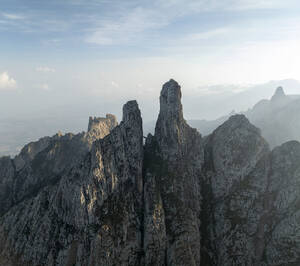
[1,0,300,119]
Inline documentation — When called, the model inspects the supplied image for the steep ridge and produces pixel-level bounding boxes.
[201,115,271,265]
[1,80,300,265]
[200,113,300,265]
[143,79,203,265]
[0,114,117,217]
[0,111,143,265]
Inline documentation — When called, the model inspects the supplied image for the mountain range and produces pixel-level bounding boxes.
[189,85,300,148]
[2,79,300,157]
[1,80,300,265]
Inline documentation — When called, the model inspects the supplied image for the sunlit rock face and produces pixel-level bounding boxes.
[0,101,143,266]
[0,114,118,218]
[87,114,118,142]
[1,80,300,265]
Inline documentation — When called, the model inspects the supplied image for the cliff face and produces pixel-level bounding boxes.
[265,141,300,265]
[201,115,271,265]
[144,79,203,265]
[0,104,142,266]
[87,114,118,143]
[0,114,117,218]
[1,80,300,265]
[201,115,300,265]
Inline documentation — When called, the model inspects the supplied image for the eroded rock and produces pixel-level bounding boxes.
[1,80,300,266]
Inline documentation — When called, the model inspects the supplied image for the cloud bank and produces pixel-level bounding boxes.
[0,72,16,90]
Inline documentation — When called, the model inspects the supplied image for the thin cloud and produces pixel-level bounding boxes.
[1,0,298,43]
[2,13,25,20]
[36,66,56,73]
[86,7,168,45]
[0,72,17,90]
[228,0,291,10]
[156,0,297,12]
[85,0,296,46]
[186,28,232,41]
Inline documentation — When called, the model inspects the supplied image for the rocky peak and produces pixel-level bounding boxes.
[222,114,254,130]
[159,79,183,120]
[154,79,194,159]
[2,79,300,266]
[143,80,203,265]
[87,114,118,144]
[271,86,286,101]
[88,114,117,132]
[207,114,269,198]
[122,100,141,123]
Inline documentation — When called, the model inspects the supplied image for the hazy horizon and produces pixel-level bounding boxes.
[1,78,300,157]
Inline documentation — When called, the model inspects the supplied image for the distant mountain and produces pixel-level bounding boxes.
[187,86,300,148]
[183,79,300,119]
[188,111,235,136]
[246,86,300,147]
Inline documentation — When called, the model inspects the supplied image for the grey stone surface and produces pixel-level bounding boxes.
[0,104,142,266]
[143,79,203,265]
[1,80,300,265]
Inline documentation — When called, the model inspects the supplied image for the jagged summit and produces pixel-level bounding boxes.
[271,86,286,101]
[159,79,183,120]
[275,86,285,95]
[215,114,262,138]
[88,114,117,132]
[1,80,300,266]
[226,114,252,127]
[154,79,200,159]
[122,100,141,122]
[144,80,203,265]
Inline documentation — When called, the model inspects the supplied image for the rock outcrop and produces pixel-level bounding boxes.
[143,79,203,265]
[0,114,118,218]
[87,114,118,142]
[1,80,300,266]
[0,157,15,216]
[201,115,271,265]
[0,103,142,266]
[264,141,300,265]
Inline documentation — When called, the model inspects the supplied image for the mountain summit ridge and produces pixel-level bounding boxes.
[271,86,285,99]
[1,80,300,265]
